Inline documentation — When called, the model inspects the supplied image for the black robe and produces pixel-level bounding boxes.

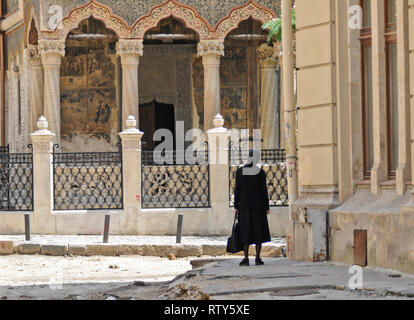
[234,164,271,245]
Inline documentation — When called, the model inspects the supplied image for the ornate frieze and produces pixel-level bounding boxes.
[131,0,211,39]
[38,0,277,40]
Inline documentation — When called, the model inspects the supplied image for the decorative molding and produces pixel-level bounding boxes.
[42,0,131,39]
[214,1,275,39]
[38,0,277,41]
[116,39,144,59]
[256,43,279,68]
[32,141,53,153]
[38,39,65,59]
[197,39,224,57]
[131,0,212,39]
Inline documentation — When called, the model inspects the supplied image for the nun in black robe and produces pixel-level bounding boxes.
[234,151,271,266]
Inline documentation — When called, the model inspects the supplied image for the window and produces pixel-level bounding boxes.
[361,0,374,177]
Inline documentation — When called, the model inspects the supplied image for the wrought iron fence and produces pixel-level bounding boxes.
[53,145,123,210]
[0,146,34,211]
[229,148,288,207]
[141,150,210,209]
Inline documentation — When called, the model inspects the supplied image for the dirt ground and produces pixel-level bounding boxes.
[0,255,195,287]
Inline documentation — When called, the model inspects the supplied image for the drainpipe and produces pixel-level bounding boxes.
[282,0,298,206]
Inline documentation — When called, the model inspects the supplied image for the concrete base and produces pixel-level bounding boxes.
[0,241,284,258]
[0,207,289,237]
[288,189,414,275]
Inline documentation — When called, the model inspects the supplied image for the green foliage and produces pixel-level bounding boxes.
[262,9,296,44]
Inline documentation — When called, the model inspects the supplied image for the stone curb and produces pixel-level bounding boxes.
[3,242,284,258]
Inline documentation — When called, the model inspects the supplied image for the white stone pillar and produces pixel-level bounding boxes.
[370,0,388,195]
[119,115,144,235]
[39,39,65,143]
[27,45,44,137]
[197,40,224,131]
[30,116,56,234]
[116,40,143,130]
[396,0,410,196]
[282,0,298,204]
[257,43,280,149]
[6,65,19,152]
[207,114,231,234]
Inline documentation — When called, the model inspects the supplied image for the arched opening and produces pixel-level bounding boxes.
[60,17,120,152]
[222,17,280,149]
[139,17,199,151]
[28,19,38,46]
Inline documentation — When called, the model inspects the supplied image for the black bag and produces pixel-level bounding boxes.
[226,213,243,253]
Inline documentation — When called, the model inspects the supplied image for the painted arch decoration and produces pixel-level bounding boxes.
[130,0,212,39]
[39,0,277,40]
[214,1,276,39]
[42,0,132,39]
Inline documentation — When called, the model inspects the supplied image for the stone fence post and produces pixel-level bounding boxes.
[207,114,231,234]
[119,116,144,234]
[30,116,56,234]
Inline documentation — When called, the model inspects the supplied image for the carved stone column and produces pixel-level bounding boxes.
[6,65,19,152]
[30,116,56,234]
[116,39,143,131]
[207,114,231,234]
[197,40,224,131]
[39,39,65,142]
[119,116,144,234]
[27,45,44,136]
[257,43,280,149]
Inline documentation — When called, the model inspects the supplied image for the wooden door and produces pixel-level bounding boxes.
[354,230,368,267]
[139,101,156,151]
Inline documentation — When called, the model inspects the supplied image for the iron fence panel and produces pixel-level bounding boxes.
[0,149,33,212]
[53,146,123,211]
[142,150,210,209]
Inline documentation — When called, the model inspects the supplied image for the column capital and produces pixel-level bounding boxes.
[116,39,144,64]
[38,39,65,65]
[197,39,225,60]
[257,43,280,68]
[27,44,43,67]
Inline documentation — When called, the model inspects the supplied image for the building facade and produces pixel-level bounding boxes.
[0,1,289,239]
[289,0,414,275]
[0,0,284,152]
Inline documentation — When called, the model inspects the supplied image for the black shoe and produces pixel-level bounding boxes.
[239,259,250,266]
[255,259,264,266]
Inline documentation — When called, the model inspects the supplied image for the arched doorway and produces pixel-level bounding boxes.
[139,17,199,151]
[60,17,120,152]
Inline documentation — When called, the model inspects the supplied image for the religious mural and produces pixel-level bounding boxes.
[60,18,119,150]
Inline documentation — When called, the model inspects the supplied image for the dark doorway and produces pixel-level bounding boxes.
[139,100,175,151]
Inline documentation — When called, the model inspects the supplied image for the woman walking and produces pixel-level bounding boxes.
[234,151,271,266]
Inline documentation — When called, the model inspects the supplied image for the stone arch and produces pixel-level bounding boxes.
[131,0,211,40]
[214,1,276,39]
[42,0,131,39]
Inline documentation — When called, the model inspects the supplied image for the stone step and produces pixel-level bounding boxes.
[0,240,284,258]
